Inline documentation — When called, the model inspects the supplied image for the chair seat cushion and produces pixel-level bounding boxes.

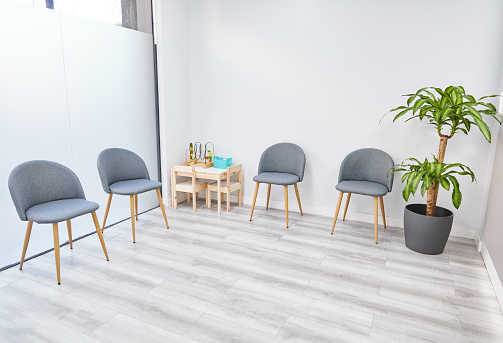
[26,199,99,224]
[253,172,300,185]
[336,180,389,197]
[109,179,161,195]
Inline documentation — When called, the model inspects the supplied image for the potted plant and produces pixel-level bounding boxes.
[388,86,500,254]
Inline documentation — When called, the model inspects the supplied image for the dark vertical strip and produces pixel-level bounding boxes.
[151,1,162,187]
[45,0,54,10]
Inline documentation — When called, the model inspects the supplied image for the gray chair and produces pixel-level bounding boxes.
[330,148,394,244]
[249,143,306,228]
[97,148,169,243]
[8,160,109,284]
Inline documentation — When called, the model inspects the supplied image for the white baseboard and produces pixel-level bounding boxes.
[164,193,477,242]
[241,195,477,240]
[480,241,503,314]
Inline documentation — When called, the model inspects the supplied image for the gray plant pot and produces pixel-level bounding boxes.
[403,204,454,255]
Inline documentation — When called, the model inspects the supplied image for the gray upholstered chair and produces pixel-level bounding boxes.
[97,148,169,243]
[330,148,394,244]
[8,160,109,284]
[249,143,306,228]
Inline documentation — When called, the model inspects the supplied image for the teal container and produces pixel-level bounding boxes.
[213,156,232,169]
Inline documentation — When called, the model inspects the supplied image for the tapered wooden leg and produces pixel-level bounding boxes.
[238,187,242,206]
[343,193,351,221]
[266,184,271,210]
[130,195,136,243]
[284,185,289,228]
[19,221,33,270]
[91,212,109,260]
[66,220,73,249]
[331,192,344,234]
[52,223,61,284]
[294,184,303,215]
[156,188,169,229]
[187,192,191,203]
[217,179,222,215]
[374,196,379,244]
[249,182,259,221]
[135,194,138,221]
[379,196,386,228]
[227,190,230,212]
[193,190,197,212]
[101,194,113,232]
[206,187,210,208]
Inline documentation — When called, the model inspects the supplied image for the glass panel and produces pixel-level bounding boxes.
[13,0,152,33]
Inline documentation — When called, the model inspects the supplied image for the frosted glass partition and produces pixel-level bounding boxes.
[14,0,152,33]
[0,1,158,268]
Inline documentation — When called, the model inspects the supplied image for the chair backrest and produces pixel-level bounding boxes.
[173,165,196,190]
[226,164,242,191]
[338,148,394,192]
[8,160,86,221]
[258,143,306,182]
[97,148,150,193]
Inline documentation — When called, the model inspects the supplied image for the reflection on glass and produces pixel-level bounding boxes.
[13,0,152,34]
[60,0,122,27]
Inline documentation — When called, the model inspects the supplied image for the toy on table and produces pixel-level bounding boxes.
[184,141,215,168]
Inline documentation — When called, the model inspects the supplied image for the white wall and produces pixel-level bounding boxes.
[187,0,503,234]
[0,1,159,268]
[155,0,192,204]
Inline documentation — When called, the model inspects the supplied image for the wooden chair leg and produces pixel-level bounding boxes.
[266,184,271,210]
[238,187,243,206]
[66,220,73,249]
[227,191,230,212]
[156,189,169,229]
[249,182,259,221]
[135,194,138,221]
[379,196,386,228]
[130,195,136,243]
[101,194,113,232]
[193,191,197,212]
[187,192,191,203]
[91,212,109,260]
[52,223,61,284]
[294,184,303,215]
[19,221,33,270]
[374,196,379,244]
[331,192,344,234]
[343,193,351,221]
[206,187,211,208]
[284,185,289,228]
[217,179,222,215]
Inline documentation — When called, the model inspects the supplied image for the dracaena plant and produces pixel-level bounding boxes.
[388,86,500,216]
[390,157,475,211]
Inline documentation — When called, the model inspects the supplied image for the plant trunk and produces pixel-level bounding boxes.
[426,183,437,216]
[427,135,449,216]
[437,135,449,164]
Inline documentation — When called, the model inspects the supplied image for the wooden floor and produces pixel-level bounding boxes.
[1,200,502,343]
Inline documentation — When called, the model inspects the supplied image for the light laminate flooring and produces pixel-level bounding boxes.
[1,200,502,343]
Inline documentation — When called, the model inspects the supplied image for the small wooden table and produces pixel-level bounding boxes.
[171,166,228,215]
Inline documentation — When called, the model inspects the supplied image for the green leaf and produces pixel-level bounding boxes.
[439,177,450,191]
[473,116,492,142]
[393,108,412,122]
[413,99,428,114]
[466,105,482,120]
[465,94,476,103]
[455,86,465,94]
[447,175,462,209]
[411,171,427,195]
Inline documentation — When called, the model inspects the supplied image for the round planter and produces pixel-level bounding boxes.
[403,204,453,255]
